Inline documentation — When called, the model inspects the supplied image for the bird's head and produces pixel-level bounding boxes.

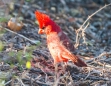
[35,11,61,35]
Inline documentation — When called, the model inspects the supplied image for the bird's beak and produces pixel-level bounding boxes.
[38,29,44,34]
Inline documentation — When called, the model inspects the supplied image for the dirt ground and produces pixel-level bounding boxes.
[0,0,111,86]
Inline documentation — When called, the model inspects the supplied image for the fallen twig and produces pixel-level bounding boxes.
[75,3,111,47]
[87,51,111,63]
[72,73,109,81]
[0,26,40,45]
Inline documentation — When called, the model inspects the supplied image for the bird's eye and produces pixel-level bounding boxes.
[42,27,45,30]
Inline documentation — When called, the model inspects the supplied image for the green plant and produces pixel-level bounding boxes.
[0,41,4,51]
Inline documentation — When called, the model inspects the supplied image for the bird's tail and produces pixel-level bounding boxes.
[71,55,87,67]
[62,51,87,67]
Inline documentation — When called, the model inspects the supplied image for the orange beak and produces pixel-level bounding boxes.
[38,29,44,34]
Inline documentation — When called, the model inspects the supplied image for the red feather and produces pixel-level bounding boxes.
[35,10,87,67]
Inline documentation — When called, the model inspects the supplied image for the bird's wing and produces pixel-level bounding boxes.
[61,47,87,67]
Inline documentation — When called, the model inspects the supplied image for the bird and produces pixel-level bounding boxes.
[35,10,87,67]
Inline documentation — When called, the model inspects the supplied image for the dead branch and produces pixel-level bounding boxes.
[87,51,111,66]
[75,3,111,47]
[0,26,40,45]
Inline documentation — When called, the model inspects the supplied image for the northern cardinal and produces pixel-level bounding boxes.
[35,11,87,67]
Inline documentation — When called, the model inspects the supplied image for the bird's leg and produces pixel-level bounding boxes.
[54,63,58,82]
[57,62,68,76]
[62,62,68,71]
[64,62,68,67]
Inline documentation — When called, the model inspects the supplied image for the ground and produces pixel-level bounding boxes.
[0,0,111,86]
